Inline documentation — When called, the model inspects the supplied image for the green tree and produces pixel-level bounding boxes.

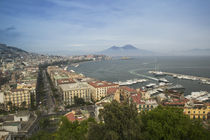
[21,101,26,109]
[140,106,210,140]
[28,130,53,140]
[7,101,12,111]
[88,100,142,140]
[39,118,50,129]
[55,117,95,140]
[74,97,85,106]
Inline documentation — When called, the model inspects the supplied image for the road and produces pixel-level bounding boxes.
[43,70,56,114]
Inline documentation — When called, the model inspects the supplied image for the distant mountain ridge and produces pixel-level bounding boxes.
[99,44,153,56]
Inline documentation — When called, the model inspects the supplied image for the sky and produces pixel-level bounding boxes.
[0,0,210,55]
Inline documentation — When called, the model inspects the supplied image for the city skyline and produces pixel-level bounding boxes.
[0,0,210,55]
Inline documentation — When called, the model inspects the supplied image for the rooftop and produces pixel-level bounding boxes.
[59,82,90,91]
[131,93,142,104]
[121,86,136,93]
[57,78,76,85]
[88,81,118,88]
[107,87,118,95]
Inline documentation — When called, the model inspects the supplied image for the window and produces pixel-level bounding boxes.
[203,111,205,114]
[193,115,195,119]
[188,111,190,114]
[203,116,206,120]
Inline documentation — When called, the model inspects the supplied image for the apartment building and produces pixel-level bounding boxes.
[59,82,91,105]
[184,104,210,120]
[0,89,34,110]
[88,81,119,101]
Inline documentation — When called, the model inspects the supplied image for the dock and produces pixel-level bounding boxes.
[149,71,210,84]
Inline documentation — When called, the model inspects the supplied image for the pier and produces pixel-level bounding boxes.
[149,71,210,84]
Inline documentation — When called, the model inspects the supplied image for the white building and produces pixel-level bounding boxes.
[14,111,30,122]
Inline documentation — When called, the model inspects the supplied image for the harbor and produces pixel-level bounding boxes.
[149,71,210,85]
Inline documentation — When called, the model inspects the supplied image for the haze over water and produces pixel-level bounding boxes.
[69,56,210,95]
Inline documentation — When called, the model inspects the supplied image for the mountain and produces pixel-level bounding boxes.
[0,43,29,59]
[99,44,153,56]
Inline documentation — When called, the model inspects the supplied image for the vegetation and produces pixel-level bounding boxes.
[88,101,142,140]
[74,97,85,106]
[39,118,50,129]
[140,106,210,140]
[54,117,96,140]
[29,101,210,140]
[28,130,53,140]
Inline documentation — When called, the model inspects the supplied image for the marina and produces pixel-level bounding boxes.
[149,71,210,85]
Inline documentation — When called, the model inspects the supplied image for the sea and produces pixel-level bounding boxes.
[68,56,210,95]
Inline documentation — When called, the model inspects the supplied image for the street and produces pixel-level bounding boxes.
[43,70,56,114]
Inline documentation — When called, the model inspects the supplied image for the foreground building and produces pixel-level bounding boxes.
[59,82,91,105]
[88,81,119,101]
[0,88,35,110]
[184,103,210,120]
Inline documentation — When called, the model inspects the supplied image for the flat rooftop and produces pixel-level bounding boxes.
[59,82,90,91]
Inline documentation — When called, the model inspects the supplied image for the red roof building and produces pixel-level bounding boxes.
[57,78,76,85]
[88,81,118,88]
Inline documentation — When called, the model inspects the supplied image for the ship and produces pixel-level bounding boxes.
[148,71,166,76]
[146,83,156,88]
[71,63,79,67]
[114,79,147,86]
[158,78,169,83]
[167,85,185,92]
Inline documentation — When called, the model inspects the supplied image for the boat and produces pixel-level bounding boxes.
[158,78,169,83]
[64,66,68,71]
[70,70,75,73]
[146,83,156,88]
[114,79,147,86]
[148,71,166,76]
[167,84,185,91]
[71,63,79,67]
[75,64,79,67]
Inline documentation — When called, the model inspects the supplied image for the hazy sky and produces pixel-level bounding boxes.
[0,0,210,54]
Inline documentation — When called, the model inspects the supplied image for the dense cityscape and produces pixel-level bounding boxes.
[1,0,210,139]
[0,43,209,139]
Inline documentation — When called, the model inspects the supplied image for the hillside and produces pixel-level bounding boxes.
[0,43,28,59]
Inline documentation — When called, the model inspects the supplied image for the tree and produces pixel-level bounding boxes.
[7,101,12,111]
[74,97,85,106]
[29,130,53,140]
[140,106,210,140]
[39,118,50,129]
[55,117,95,140]
[88,100,142,140]
[21,101,26,109]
